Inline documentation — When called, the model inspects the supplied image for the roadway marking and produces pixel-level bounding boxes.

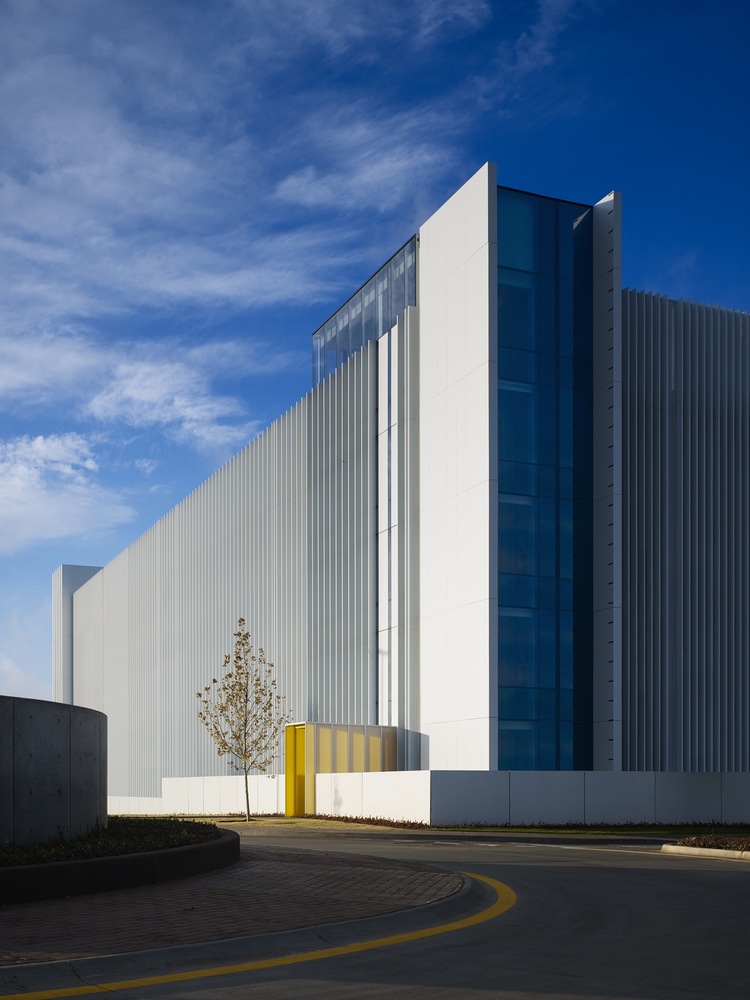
[0,872,516,1000]
[520,843,663,857]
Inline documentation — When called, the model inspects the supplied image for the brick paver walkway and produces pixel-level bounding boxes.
[0,845,463,967]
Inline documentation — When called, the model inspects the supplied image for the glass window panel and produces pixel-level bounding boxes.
[537,384,557,466]
[499,574,537,607]
[538,688,557,721]
[537,465,556,497]
[499,347,535,383]
[499,495,536,575]
[559,499,573,579]
[324,319,337,375]
[348,296,363,354]
[377,273,389,337]
[498,382,536,463]
[499,721,536,770]
[501,687,537,720]
[559,722,574,770]
[559,467,573,498]
[499,461,537,495]
[557,203,589,280]
[313,333,324,383]
[559,688,574,722]
[559,279,573,357]
[498,190,537,271]
[538,576,557,608]
[559,387,573,468]
[538,497,556,576]
[389,249,406,321]
[499,270,535,350]
[559,356,574,388]
[405,242,417,307]
[362,279,377,344]
[559,611,573,688]
[537,353,556,385]
[559,578,573,610]
[533,197,557,277]
[538,610,557,687]
[537,721,557,769]
[499,608,537,686]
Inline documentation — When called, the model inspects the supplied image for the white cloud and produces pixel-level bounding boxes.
[233,0,492,59]
[415,0,492,45]
[135,458,158,476]
[87,359,261,455]
[0,433,135,555]
[0,327,100,404]
[275,105,460,214]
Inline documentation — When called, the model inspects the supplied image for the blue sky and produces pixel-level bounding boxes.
[2,0,749,700]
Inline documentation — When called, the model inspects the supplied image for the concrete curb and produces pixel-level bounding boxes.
[661,844,750,861]
[0,870,482,995]
[236,825,668,846]
[0,830,240,904]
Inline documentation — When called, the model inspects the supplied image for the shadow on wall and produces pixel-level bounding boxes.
[0,696,107,847]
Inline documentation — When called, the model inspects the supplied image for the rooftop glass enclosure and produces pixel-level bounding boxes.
[312,237,417,385]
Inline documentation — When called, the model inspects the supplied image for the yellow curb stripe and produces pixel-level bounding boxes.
[0,872,516,999]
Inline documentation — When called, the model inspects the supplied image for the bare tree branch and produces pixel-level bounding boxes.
[196,618,291,820]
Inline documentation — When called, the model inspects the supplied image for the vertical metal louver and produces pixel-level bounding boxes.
[622,291,750,771]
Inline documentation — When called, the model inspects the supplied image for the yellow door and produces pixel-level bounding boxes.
[285,724,307,816]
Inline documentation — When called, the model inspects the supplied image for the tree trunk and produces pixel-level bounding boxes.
[244,767,251,822]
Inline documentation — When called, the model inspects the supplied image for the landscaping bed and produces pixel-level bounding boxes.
[0,818,238,904]
[676,834,750,852]
[0,816,222,868]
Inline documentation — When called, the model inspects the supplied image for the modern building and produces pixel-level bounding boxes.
[53,164,750,824]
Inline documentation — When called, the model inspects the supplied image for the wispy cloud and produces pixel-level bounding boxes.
[275,105,458,214]
[0,329,297,456]
[0,0,608,542]
[87,358,261,455]
[471,0,611,115]
[0,434,135,555]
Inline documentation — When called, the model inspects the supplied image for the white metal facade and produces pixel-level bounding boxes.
[58,343,382,797]
[53,163,750,813]
[621,292,750,771]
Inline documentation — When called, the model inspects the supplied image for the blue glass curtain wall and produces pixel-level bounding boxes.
[312,237,417,385]
[497,187,593,771]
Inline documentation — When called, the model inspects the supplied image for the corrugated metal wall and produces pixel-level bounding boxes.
[71,345,379,797]
[622,292,750,770]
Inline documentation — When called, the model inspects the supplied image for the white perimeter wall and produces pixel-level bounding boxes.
[109,775,284,817]
[417,162,498,770]
[111,771,750,825]
[317,770,750,825]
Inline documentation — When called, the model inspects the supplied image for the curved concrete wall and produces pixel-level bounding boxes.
[0,696,107,847]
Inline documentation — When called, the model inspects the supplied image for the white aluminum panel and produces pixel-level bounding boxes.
[622,292,750,771]
[417,164,496,770]
[66,348,380,797]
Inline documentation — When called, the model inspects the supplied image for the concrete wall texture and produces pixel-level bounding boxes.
[0,696,107,846]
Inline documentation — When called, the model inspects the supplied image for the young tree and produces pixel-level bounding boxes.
[196,618,291,821]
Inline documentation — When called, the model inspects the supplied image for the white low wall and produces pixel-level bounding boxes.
[317,770,750,825]
[109,774,284,816]
[110,770,750,825]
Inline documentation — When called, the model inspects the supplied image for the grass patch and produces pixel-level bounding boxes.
[0,816,222,869]
[304,815,750,837]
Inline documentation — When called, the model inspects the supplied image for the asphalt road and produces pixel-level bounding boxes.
[52,832,750,1000]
